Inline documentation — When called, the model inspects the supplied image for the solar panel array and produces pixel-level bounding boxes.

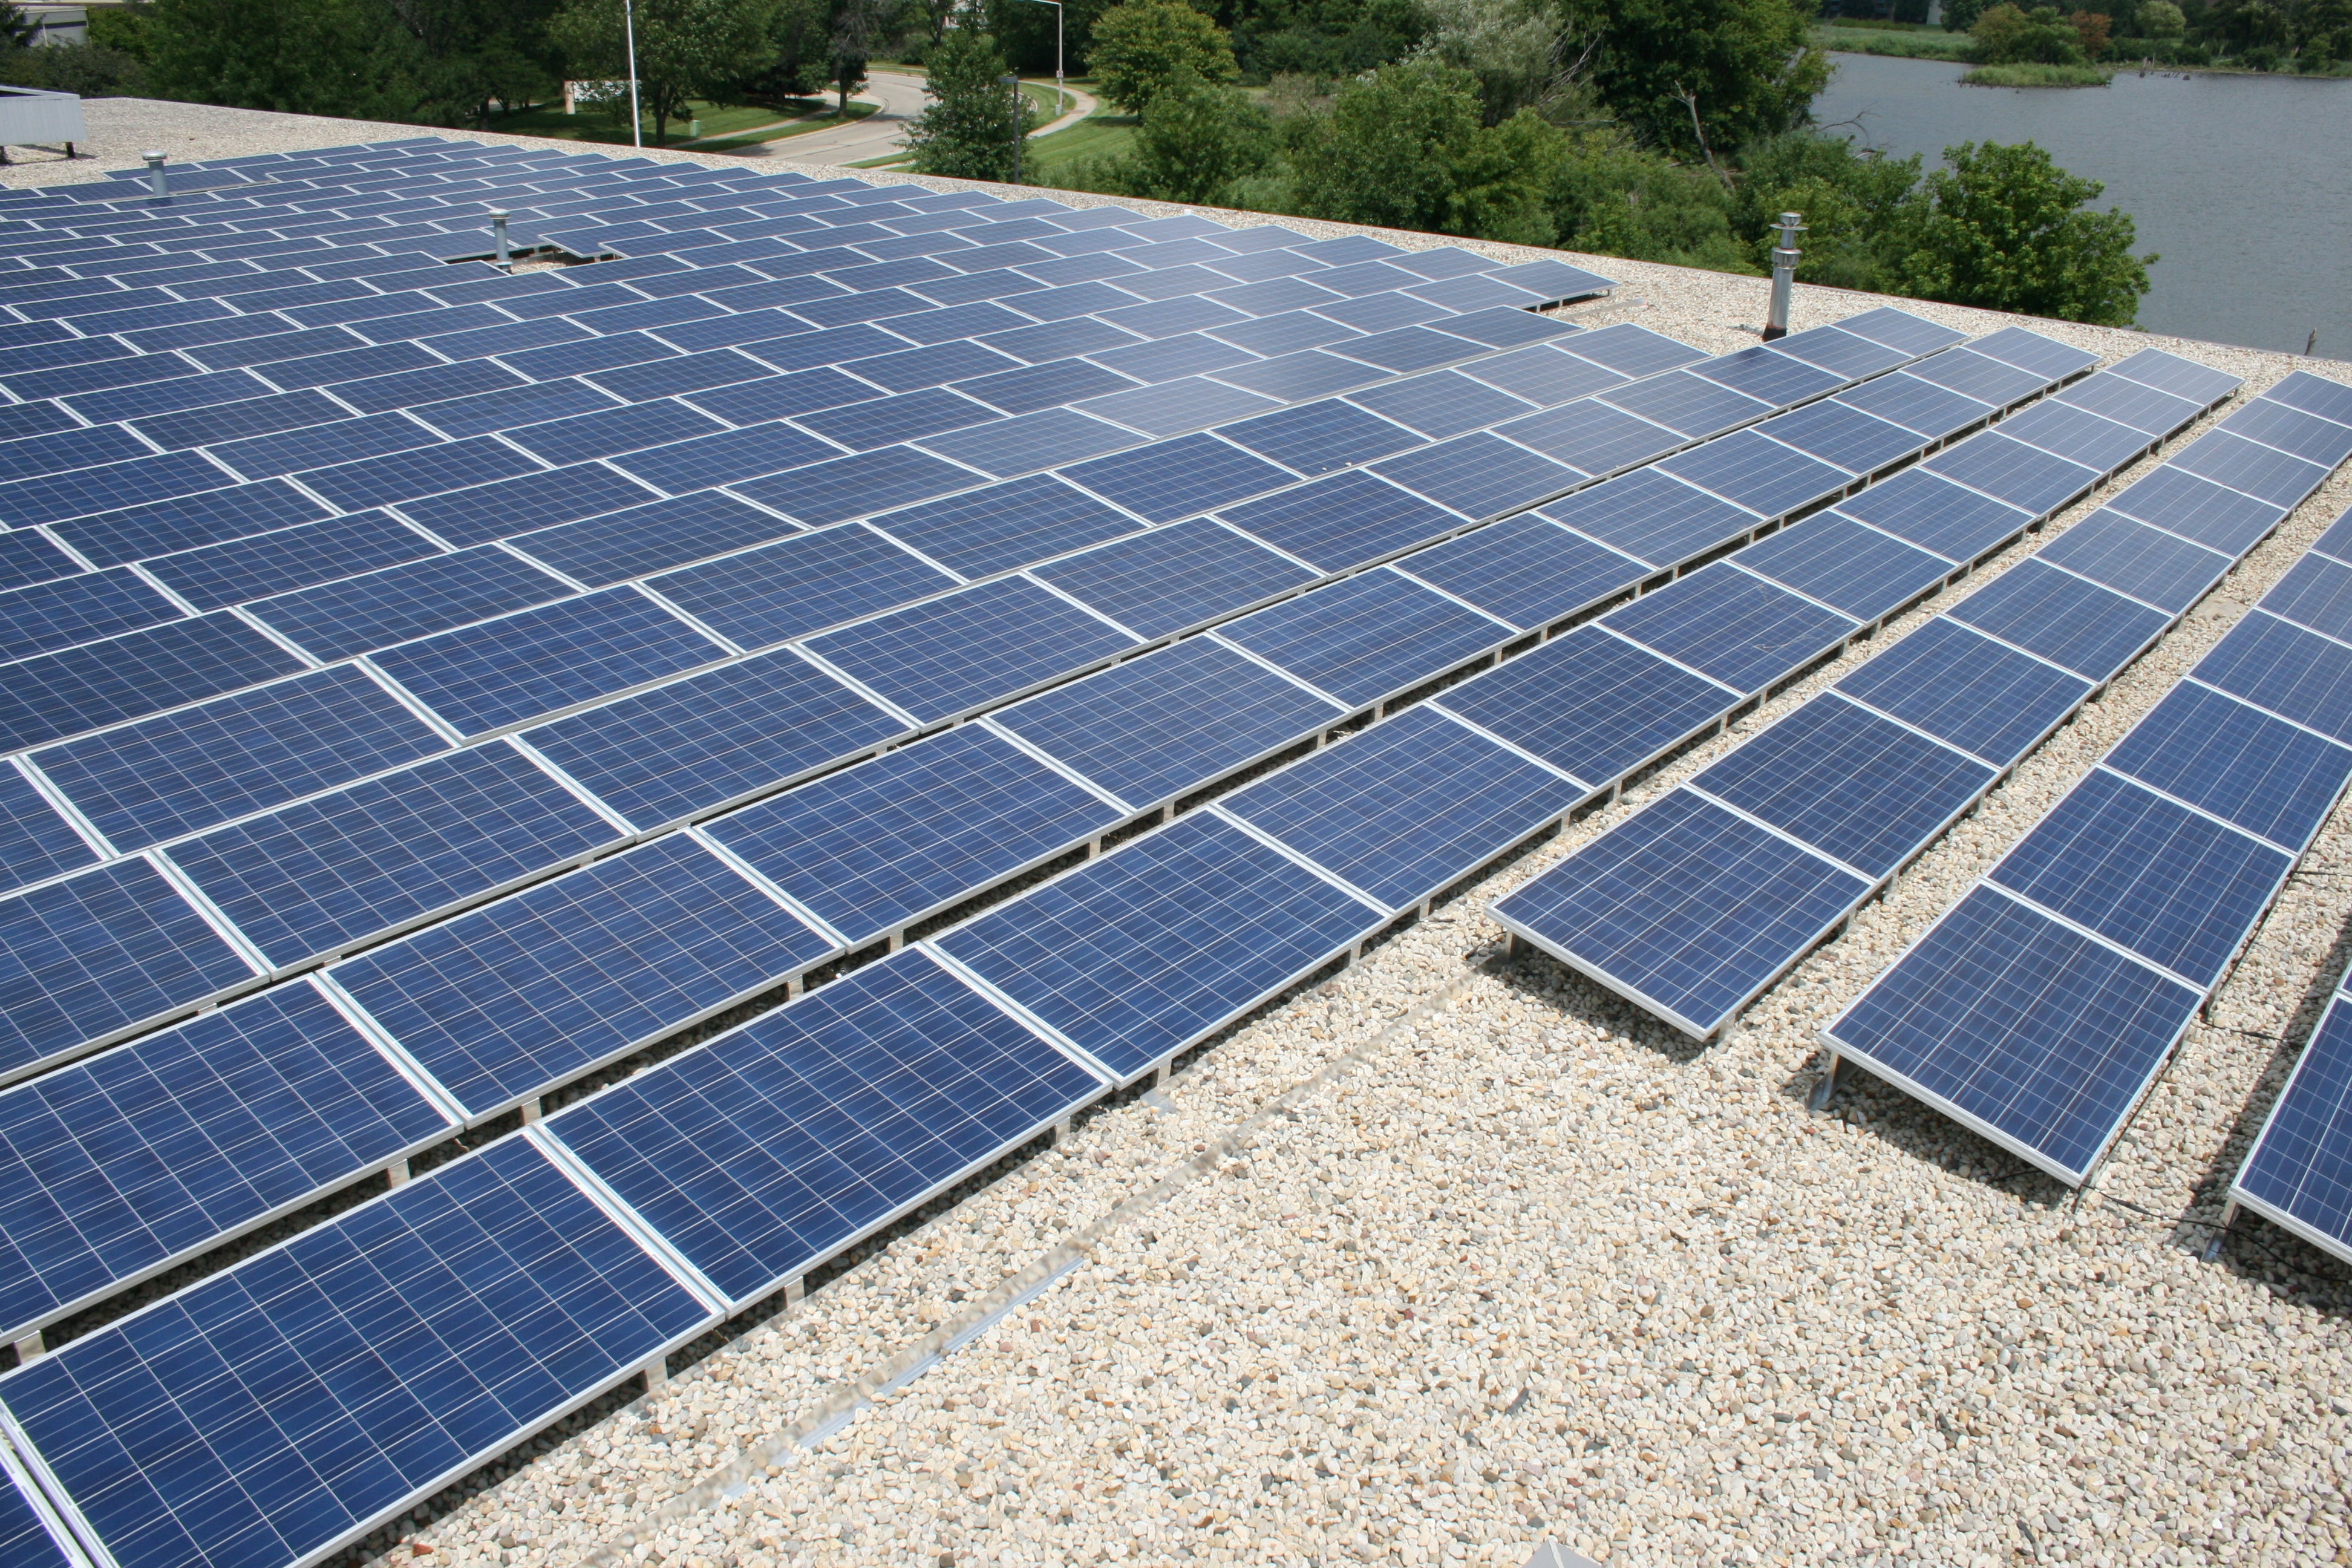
[0,296,2023,1363]
[1813,390,2352,1186]
[0,132,2158,1568]
[2233,840,2352,1265]
[1489,351,2296,1040]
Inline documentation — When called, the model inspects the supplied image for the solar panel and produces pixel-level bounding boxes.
[143,509,443,614]
[1831,371,1994,442]
[1369,431,1583,519]
[246,544,572,663]
[1062,431,1292,523]
[333,832,833,1119]
[1834,617,2092,768]
[1223,706,1582,911]
[2105,679,2352,852]
[1032,517,1315,640]
[1535,467,1751,568]
[1756,398,1922,476]
[1217,469,1461,570]
[705,722,1119,948]
[1458,344,1626,408]
[2103,345,2244,405]
[367,585,728,738]
[548,946,1100,1304]
[2261,369,2352,427]
[0,762,98,896]
[1732,512,1951,624]
[1763,325,1912,381]
[1944,559,2169,683]
[1824,885,2199,1183]
[935,810,1380,1083]
[2257,550,2352,643]
[159,738,622,972]
[2053,372,2202,438]
[1601,563,1859,695]
[648,522,955,653]
[1217,399,1421,476]
[1687,345,1844,408]
[992,636,1345,814]
[1651,429,1852,518]
[0,610,312,763]
[1491,788,1869,1038]
[1218,567,1510,710]
[800,576,1137,724]
[2101,465,2286,557]
[1395,514,1646,632]
[2033,509,2233,615]
[2167,430,2330,508]
[1493,400,1682,477]
[0,1134,714,1568]
[1967,325,2100,383]
[1901,348,2048,411]
[1345,369,1534,440]
[1432,626,1725,788]
[2233,992,2352,1263]
[1996,399,2155,474]
[0,975,452,1343]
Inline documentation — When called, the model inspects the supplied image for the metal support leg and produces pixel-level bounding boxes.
[1807,1052,1846,1113]
[387,1158,411,1187]
[521,1097,542,1125]
[2203,1201,2238,1263]
[1152,1061,1169,1088]
[1051,1116,1072,1145]
[644,1354,668,1390]
[13,1331,40,1364]
[784,1276,805,1307]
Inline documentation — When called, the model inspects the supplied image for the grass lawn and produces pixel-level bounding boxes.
[1962,60,2114,83]
[1810,24,1977,59]
[492,97,858,149]
[692,101,877,152]
[1024,108,1137,183]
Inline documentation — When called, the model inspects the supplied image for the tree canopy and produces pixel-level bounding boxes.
[903,23,1036,179]
[1086,0,1238,110]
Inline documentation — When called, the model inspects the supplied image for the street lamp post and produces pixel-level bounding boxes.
[1022,0,1065,119]
[999,72,1022,186]
[623,0,642,149]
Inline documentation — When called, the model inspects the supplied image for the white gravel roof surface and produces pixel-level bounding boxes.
[11,99,2352,1568]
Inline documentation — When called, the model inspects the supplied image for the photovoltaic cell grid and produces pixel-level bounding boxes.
[0,309,2047,1356]
[2233,966,2352,1267]
[1495,350,2290,1046]
[1825,475,2352,1188]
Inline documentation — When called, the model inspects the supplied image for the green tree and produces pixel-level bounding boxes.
[85,1,155,55]
[2295,0,2352,64]
[1410,0,1576,123]
[1545,128,1753,270]
[1100,65,1276,202]
[904,24,1035,180]
[549,0,782,145]
[146,0,421,118]
[2137,0,2185,33]
[1734,129,1920,291]
[1087,0,1237,112]
[1288,60,1560,244]
[385,0,565,126]
[1890,140,2153,325]
[1971,3,2088,61]
[1587,0,1829,162]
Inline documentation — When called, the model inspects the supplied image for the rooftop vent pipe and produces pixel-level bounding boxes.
[142,149,167,198]
[1763,211,1804,342]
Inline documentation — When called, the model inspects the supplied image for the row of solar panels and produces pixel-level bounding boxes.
[1823,478,2352,1187]
[0,311,2049,1350]
[1500,368,2352,1054]
[0,341,2161,1568]
[0,310,2015,891]
[0,311,2013,1101]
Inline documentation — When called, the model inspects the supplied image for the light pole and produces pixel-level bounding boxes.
[1022,0,1064,119]
[1000,72,1023,185]
[623,0,642,149]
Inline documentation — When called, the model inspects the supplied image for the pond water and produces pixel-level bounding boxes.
[1810,51,2352,358]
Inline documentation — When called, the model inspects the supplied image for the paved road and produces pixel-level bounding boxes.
[757,72,1100,169]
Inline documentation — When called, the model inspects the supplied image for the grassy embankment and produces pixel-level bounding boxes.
[492,97,877,152]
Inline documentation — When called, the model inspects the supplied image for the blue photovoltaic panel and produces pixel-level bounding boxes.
[1074,375,1283,440]
[142,510,443,614]
[1217,399,1420,477]
[0,610,310,760]
[995,636,1344,812]
[609,419,843,492]
[2233,995,2352,1259]
[804,577,1135,724]
[708,724,1119,947]
[1733,512,1951,624]
[1835,617,2091,768]
[1397,514,1646,633]
[1217,469,1460,572]
[937,811,1379,1082]
[1921,433,2097,516]
[0,568,184,664]
[1833,371,1994,444]
[2262,370,2352,427]
[1691,694,1996,878]
[162,740,621,970]
[0,1460,73,1568]
[1033,517,1315,640]
[1595,372,1773,442]
[0,855,258,1080]
[915,408,1135,478]
[1945,559,2168,683]
[866,474,1142,581]
[1061,432,1292,524]
[2105,681,2352,852]
[1434,624,1731,789]
[2035,510,2232,616]
[0,531,81,594]
[296,436,543,513]
[0,1134,712,1568]
[2054,373,2203,439]
[1903,348,2049,411]
[650,524,955,653]
[1968,326,2100,384]
[0,978,451,1340]
[1218,568,1506,710]
[369,586,726,738]
[333,834,834,1117]
[2103,345,2243,406]
[1764,324,1911,381]
[1370,431,1583,521]
[1757,399,1924,477]
[1988,768,2290,987]
[395,462,656,549]
[203,409,443,481]
[501,399,727,468]
[2218,397,2352,468]
[0,448,234,529]
[0,765,96,895]
[1602,563,1858,695]
[1685,345,1844,408]
[2259,551,2352,643]
[1826,886,2199,1182]
[35,664,447,854]
[1537,468,1751,569]
[1996,399,2154,475]
[550,946,1098,1304]
[1224,707,1582,912]
[2169,431,2328,509]
[247,544,572,664]
[1346,370,1533,441]
[1651,429,1852,519]
[730,444,978,529]
[1492,788,1868,1037]
[2105,465,2287,559]
[1832,468,2029,565]
[507,491,797,588]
